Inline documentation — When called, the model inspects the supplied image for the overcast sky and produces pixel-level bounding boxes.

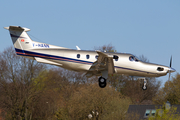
[1,0,180,87]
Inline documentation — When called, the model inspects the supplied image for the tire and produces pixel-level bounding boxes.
[98,77,106,83]
[98,77,107,88]
[99,82,107,88]
[142,85,147,90]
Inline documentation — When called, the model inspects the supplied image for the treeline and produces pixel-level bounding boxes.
[0,46,179,120]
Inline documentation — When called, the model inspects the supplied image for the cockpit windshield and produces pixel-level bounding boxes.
[129,55,141,62]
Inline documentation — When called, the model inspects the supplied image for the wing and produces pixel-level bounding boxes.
[86,51,115,78]
[35,57,62,67]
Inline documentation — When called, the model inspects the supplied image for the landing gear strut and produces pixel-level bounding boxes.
[142,78,147,90]
[98,77,107,88]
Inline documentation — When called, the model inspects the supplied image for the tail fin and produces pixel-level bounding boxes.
[4,26,33,51]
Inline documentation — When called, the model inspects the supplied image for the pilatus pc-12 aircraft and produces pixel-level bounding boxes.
[4,26,176,90]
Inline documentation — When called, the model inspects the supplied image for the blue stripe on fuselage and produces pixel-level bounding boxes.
[15,48,93,65]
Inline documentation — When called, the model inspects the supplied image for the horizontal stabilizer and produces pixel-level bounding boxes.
[4,26,30,32]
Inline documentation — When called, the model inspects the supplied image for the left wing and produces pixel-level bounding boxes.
[86,51,115,78]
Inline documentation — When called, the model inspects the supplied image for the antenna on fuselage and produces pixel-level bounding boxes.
[76,46,81,50]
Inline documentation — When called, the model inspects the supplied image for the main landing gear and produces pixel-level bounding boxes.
[98,77,107,88]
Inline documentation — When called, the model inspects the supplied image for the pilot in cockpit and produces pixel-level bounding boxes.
[129,56,139,62]
[129,56,134,61]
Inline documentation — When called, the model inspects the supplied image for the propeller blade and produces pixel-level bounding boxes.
[170,56,172,68]
[168,56,173,81]
[168,72,171,81]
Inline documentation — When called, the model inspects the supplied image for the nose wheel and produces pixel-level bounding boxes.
[98,77,107,88]
[142,78,147,90]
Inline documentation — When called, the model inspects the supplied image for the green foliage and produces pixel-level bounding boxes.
[0,47,47,120]
[33,70,49,90]
[148,106,180,120]
[53,84,131,120]
[54,107,70,120]
[101,97,131,120]
[153,74,180,105]
[119,77,160,104]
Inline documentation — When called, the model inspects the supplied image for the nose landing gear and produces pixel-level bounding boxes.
[142,78,147,90]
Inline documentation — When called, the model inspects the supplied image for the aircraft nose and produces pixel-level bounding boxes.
[168,67,176,73]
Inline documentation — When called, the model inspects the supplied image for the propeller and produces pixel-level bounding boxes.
[168,56,176,81]
[168,56,172,80]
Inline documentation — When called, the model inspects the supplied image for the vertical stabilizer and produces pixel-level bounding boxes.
[4,26,33,50]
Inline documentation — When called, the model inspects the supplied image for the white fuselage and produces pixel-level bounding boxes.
[17,47,171,77]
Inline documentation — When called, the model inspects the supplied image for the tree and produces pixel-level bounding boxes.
[33,68,93,120]
[0,46,46,120]
[139,55,149,63]
[120,77,160,104]
[54,83,131,120]
[153,74,180,105]
[148,105,180,120]
[94,43,116,52]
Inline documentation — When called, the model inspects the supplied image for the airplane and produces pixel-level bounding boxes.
[4,26,176,90]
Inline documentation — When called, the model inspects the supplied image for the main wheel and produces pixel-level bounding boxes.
[98,77,107,88]
[98,77,106,83]
[99,82,107,88]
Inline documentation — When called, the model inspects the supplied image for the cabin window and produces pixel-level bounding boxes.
[113,55,119,61]
[95,55,99,59]
[77,54,80,58]
[86,55,90,59]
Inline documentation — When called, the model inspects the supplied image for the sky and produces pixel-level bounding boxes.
[0,0,180,87]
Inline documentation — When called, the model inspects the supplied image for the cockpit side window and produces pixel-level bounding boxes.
[129,56,139,62]
[134,57,139,62]
[129,56,134,61]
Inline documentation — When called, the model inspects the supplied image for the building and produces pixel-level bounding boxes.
[127,102,180,120]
